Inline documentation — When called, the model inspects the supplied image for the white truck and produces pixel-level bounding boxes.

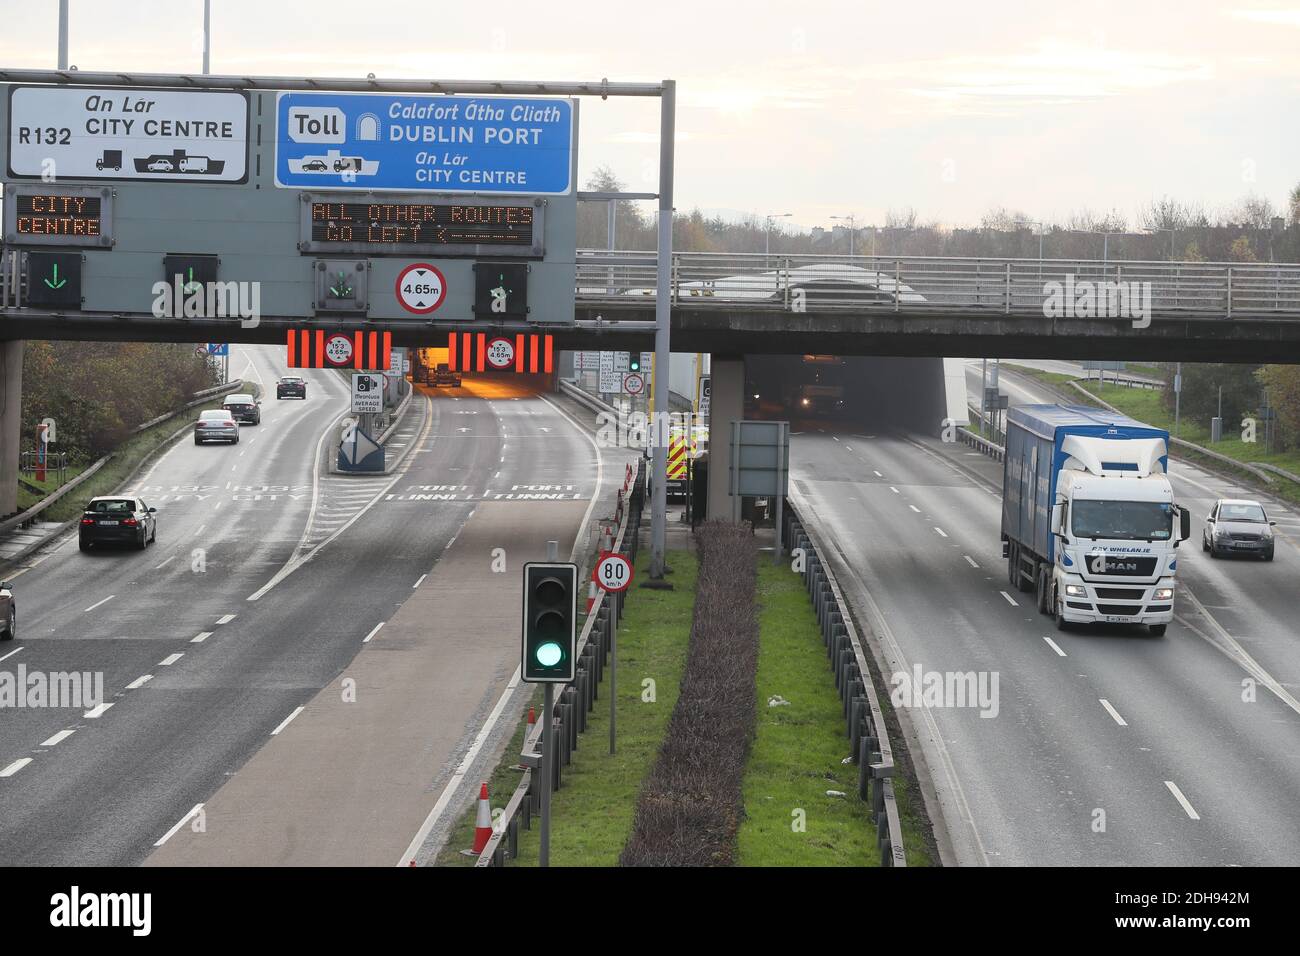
[1002,404,1191,636]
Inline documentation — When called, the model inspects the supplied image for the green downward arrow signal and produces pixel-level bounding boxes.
[44,263,68,290]
[329,271,353,298]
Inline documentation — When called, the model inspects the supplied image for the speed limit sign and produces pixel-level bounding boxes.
[593,552,634,592]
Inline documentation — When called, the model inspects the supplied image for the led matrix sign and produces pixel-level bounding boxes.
[299,195,544,258]
[3,185,115,248]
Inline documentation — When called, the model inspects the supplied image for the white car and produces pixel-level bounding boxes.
[1203,498,1275,560]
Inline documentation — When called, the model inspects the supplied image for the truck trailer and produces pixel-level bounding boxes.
[1002,404,1191,635]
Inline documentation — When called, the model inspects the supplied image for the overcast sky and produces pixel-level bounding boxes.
[3,1,1298,231]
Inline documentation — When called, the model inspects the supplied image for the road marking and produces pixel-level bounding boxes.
[964,555,980,568]
[832,436,840,442]
[83,595,115,612]
[216,614,236,625]
[271,706,305,736]
[191,631,213,644]
[84,702,113,719]
[874,470,883,478]
[154,804,204,847]
[1000,591,1019,607]
[0,647,22,664]
[41,729,75,747]
[446,535,458,549]
[0,758,32,778]
[908,505,921,513]
[1165,781,1200,820]
[412,574,426,589]
[159,653,183,666]
[1099,698,1128,726]
[890,486,899,494]
[193,524,206,537]
[1042,636,1067,657]
[155,555,176,569]
[363,622,384,643]
[126,675,153,690]
[934,527,948,537]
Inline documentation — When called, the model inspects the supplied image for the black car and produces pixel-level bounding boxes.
[79,496,157,551]
[222,393,262,424]
[0,580,14,641]
[276,376,307,400]
[431,364,462,387]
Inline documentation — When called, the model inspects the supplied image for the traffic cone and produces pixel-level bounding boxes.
[472,783,493,854]
[586,578,598,613]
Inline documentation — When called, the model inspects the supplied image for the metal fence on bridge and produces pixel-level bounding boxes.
[576,251,1300,319]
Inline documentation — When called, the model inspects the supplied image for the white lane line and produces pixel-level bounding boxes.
[1099,698,1128,726]
[270,706,305,736]
[190,631,213,644]
[890,486,900,494]
[155,555,176,569]
[159,653,183,666]
[83,595,115,613]
[908,505,921,513]
[1165,781,1200,820]
[214,502,222,511]
[874,470,883,478]
[446,535,458,549]
[363,622,384,644]
[0,647,23,664]
[832,436,840,442]
[193,524,206,537]
[999,591,1019,607]
[126,675,153,690]
[84,702,113,719]
[1042,636,1068,657]
[964,555,980,568]
[412,574,426,589]
[934,527,948,538]
[0,758,32,778]
[41,729,75,747]
[216,614,236,625]
[154,804,204,847]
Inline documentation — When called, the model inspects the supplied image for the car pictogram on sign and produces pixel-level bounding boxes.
[395,263,447,314]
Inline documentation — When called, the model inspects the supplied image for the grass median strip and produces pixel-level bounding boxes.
[436,548,697,866]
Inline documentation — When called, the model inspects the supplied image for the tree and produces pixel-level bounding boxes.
[1162,362,1262,431]
[1258,364,1300,450]
[575,166,653,249]
[1288,182,1300,226]
[1224,193,1275,229]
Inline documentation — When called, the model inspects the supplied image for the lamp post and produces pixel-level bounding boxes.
[1013,219,1044,261]
[764,213,792,257]
[1146,227,1178,260]
[830,214,857,256]
[1068,228,1122,266]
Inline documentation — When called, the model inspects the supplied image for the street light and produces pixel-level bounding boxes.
[1068,228,1123,266]
[830,214,857,256]
[764,213,792,257]
[1013,219,1045,261]
[1145,227,1178,260]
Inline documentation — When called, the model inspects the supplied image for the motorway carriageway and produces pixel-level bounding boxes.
[790,365,1300,865]
[0,346,605,866]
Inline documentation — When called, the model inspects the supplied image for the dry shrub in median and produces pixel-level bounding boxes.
[621,522,759,866]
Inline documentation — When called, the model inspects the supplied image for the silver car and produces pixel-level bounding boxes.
[1203,498,1276,561]
[194,409,240,445]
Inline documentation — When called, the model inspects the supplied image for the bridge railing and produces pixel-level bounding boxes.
[575,250,1300,317]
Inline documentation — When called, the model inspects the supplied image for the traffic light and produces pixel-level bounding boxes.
[522,562,577,682]
[629,355,640,372]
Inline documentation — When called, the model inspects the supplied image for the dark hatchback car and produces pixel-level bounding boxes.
[276,376,307,399]
[222,393,261,425]
[79,496,157,552]
[0,580,14,641]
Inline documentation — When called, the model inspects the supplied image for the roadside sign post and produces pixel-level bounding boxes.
[594,551,633,754]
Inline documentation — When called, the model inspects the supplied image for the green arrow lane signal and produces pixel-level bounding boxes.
[43,263,67,290]
[182,266,202,294]
[329,271,353,298]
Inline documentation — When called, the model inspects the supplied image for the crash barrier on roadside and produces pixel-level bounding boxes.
[957,425,1005,462]
[781,499,908,867]
[475,459,646,867]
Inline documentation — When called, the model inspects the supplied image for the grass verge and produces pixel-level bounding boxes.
[435,547,698,866]
[736,557,936,867]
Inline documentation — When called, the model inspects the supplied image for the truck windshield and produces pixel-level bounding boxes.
[1071,500,1174,541]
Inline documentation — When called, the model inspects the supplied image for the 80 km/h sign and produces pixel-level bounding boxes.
[395,262,447,314]
[594,552,634,592]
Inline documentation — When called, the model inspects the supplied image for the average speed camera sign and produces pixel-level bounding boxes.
[485,337,515,369]
[593,552,634,592]
[395,263,447,314]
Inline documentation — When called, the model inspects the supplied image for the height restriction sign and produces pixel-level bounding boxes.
[395,262,447,314]
[593,552,634,592]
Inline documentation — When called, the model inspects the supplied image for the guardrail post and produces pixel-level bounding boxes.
[1226,266,1233,318]
[894,260,901,312]
[1004,262,1011,314]
[782,257,791,310]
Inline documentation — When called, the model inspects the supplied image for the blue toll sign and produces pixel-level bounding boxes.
[274,92,574,195]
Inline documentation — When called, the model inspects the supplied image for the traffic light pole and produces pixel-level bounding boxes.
[649,80,675,579]
[540,682,553,867]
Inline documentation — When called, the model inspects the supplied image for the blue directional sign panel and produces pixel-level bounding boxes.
[274,93,575,195]
[205,343,229,356]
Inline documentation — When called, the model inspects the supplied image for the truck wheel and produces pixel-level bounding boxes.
[1054,596,1070,632]
[1007,546,1018,588]
[1036,567,1050,614]
[1149,623,1167,636]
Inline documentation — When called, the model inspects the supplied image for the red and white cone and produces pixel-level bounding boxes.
[587,578,598,613]
[472,783,493,854]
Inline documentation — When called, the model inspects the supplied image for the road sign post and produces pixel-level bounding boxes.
[650,81,676,581]
[593,551,633,754]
